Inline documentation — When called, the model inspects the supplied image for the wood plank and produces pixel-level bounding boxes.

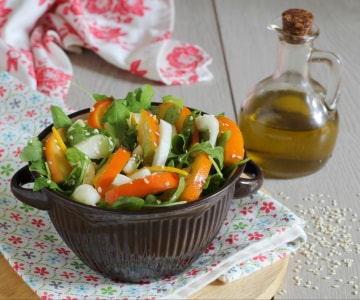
[191,257,289,299]
[0,255,38,300]
[0,253,288,300]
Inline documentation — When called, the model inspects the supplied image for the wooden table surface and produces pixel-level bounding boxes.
[1,1,360,299]
[0,253,289,299]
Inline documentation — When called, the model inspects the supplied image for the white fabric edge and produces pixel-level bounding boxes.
[167,224,307,299]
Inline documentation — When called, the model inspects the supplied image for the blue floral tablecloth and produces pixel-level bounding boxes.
[0,71,306,299]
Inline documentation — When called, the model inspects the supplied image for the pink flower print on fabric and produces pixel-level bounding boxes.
[240,205,254,215]
[167,45,204,71]
[130,59,148,76]
[12,261,25,273]
[260,201,276,214]
[253,254,267,262]
[8,235,23,245]
[0,1,12,30]
[160,42,213,85]
[0,0,213,102]
[34,266,50,277]
[248,231,264,241]
[225,234,240,245]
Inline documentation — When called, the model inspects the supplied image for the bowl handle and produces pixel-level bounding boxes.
[11,165,51,210]
[233,160,264,198]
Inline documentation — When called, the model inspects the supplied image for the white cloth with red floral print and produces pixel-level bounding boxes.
[0,0,213,101]
[0,71,306,299]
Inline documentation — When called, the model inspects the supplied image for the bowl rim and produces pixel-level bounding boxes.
[32,104,246,216]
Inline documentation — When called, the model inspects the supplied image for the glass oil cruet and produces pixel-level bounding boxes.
[239,8,342,178]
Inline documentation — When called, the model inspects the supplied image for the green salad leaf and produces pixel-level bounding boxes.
[101,84,154,151]
[50,106,72,128]
[20,137,43,163]
[122,84,154,112]
[167,141,224,171]
[63,147,91,191]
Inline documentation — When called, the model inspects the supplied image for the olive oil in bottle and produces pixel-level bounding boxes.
[239,9,342,178]
[239,90,339,178]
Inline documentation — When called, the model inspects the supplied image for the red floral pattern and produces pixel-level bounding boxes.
[0,0,212,102]
[130,59,148,76]
[167,45,203,70]
[260,201,276,213]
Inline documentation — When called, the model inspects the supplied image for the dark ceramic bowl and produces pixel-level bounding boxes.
[11,107,263,283]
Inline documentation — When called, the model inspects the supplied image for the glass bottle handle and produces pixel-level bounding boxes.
[310,49,342,111]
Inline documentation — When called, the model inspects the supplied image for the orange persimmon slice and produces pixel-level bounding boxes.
[93,147,131,195]
[88,99,113,129]
[217,116,245,167]
[178,152,212,202]
[104,172,180,205]
[44,128,72,183]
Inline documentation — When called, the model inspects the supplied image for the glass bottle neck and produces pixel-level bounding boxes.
[273,38,313,79]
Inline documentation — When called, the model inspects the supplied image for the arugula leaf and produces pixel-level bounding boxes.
[168,141,224,170]
[162,94,183,107]
[20,137,43,162]
[33,176,65,193]
[121,84,154,112]
[28,160,48,177]
[21,137,49,179]
[110,196,145,210]
[202,173,226,196]
[170,134,188,157]
[192,142,224,170]
[66,122,115,150]
[92,94,114,102]
[66,122,90,146]
[63,147,91,191]
[182,112,197,136]
[163,104,182,125]
[119,124,138,151]
[101,85,154,151]
[50,106,72,128]
[222,157,250,178]
[216,129,231,149]
[139,84,155,108]
[167,111,200,160]
[144,194,159,205]
[20,136,65,193]
[143,200,187,208]
[167,176,185,203]
[102,100,131,148]
[98,192,188,210]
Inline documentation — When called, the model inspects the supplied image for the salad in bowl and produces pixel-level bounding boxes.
[11,85,263,282]
[20,84,248,210]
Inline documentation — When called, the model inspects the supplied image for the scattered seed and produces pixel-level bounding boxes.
[278,192,358,297]
[278,289,287,295]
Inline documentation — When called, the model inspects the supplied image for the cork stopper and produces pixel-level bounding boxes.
[282,9,314,43]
